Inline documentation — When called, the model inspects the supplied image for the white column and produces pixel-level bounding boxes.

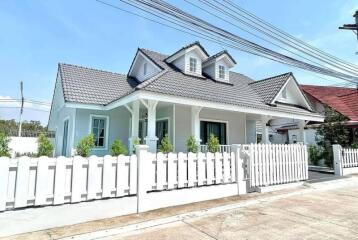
[136,144,150,212]
[333,144,343,176]
[298,120,307,144]
[261,116,271,144]
[127,101,140,153]
[145,100,158,153]
[191,106,202,144]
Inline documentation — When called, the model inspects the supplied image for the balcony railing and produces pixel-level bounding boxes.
[200,145,231,153]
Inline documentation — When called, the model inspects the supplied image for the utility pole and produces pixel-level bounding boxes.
[18,81,24,137]
[339,10,358,53]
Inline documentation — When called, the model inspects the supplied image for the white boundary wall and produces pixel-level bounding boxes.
[333,144,358,176]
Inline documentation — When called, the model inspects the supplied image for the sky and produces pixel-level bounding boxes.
[0,0,357,126]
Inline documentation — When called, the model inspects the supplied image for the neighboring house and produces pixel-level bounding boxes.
[48,42,324,156]
[271,85,358,145]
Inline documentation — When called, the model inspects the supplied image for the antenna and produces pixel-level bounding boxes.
[18,81,24,137]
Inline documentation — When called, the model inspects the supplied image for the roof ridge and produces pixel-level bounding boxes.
[59,63,126,76]
[139,48,169,58]
[249,72,292,85]
[301,84,356,90]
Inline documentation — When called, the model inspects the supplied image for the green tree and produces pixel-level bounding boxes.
[76,134,95,157]
[316,106,349,168]
[37,133,54,157]
[186,135,199,153]
[207,134,220,153]
[111,139,128,156]
[0,133,11,157]
[159,134,173,154]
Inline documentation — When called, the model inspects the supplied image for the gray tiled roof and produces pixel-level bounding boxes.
[249,72,291,104]
[59,63,138,105]
[58,47,321,118]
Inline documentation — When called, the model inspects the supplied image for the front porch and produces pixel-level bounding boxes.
[123,97,311,153]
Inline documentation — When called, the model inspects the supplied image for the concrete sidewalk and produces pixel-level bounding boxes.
[2,177,358,240]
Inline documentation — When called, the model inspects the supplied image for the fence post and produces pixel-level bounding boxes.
[231,144,247,195]
[136,144,149,213]
[333,144,343,176]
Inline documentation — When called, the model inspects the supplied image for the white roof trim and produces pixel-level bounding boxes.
[128,50,162,77]
[271,76,313,111]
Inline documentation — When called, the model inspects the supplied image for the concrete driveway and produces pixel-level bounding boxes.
[108,180,358,240]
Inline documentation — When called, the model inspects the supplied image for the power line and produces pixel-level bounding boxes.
[112,0,358,83]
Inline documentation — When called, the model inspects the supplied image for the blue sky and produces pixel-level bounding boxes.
[0,0,357,125]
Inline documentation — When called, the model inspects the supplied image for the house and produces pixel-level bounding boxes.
[271,85,358,145]
[48,42,324,156]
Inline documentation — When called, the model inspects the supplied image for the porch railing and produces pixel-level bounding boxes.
[200,145,231,153]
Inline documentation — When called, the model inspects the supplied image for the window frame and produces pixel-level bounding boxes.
[189,57,197,73]
[199,118,229,145]
[218,65,225,79]
[89,114,109,150]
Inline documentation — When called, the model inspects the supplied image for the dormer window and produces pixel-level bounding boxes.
[189,57,197,73]
[143,62,147,75]
[219,65,225,79]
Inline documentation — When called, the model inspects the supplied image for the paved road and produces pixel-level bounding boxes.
[109,181,358,240]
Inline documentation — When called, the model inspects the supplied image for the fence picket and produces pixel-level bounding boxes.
[129,155,137,194]
[87,156,99,200]
[206,152,214,185]
[230,151,236,182]
[223,152,230,183]
[156,153,166,190]
[167,153,177,189]
[187,152,196,187]
[54,157,67,204]
[15,157,31,208]
[35,157,50,205]
[178,153,186,188]
[197,152,205,186]
[116,155,127,196]
[215,152,223,184]
[252,144,257,187]
[71,156,84,203]
[0,157,10,211]
[102,155,113,198]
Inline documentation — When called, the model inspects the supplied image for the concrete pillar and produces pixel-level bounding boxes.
[298,120,307,144]
[136,144,149,212]
[231,144,247,195]
[145,100,158,153]
[333,144,343,176]
[261,116,271,144]
[191,106,202,145]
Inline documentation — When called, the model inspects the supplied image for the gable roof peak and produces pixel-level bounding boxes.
[203,50,236,65]
[165,41,210,62]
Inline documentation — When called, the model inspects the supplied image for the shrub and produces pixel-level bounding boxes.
[186,135,199,153]
[76,134,95,157]
[37,133,54,157]
[0,133,11,157]
[308,145,321,166]
[132,137,140,153]
[207,134,220,153]
[111,139,128,156]
[159,134,173,154]
[351,142,358,149]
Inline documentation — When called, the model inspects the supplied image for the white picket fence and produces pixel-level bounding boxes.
[0,155,137,211]
[147,151,236,191]
[333,145,358,176]
[244,144,308,187]
[0,144,310,212]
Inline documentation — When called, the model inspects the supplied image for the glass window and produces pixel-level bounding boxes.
[143,63,147,75]
[189,57,197,72]
[200,121,227,145]
[156,119,169,147]
[218,65,225,79]
[92,117,106,148]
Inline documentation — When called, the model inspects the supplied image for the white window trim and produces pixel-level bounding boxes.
[199,118,230,145]
[89,114,110,150]
[218,65,225,79]
[62,116,70,156]
[189,57,197,73]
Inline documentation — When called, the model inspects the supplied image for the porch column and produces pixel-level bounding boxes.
[261,116,271,144]
[145,100,158,153]
[191,106,202,145]
[127,101,140,153]
[298,120,307,144]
